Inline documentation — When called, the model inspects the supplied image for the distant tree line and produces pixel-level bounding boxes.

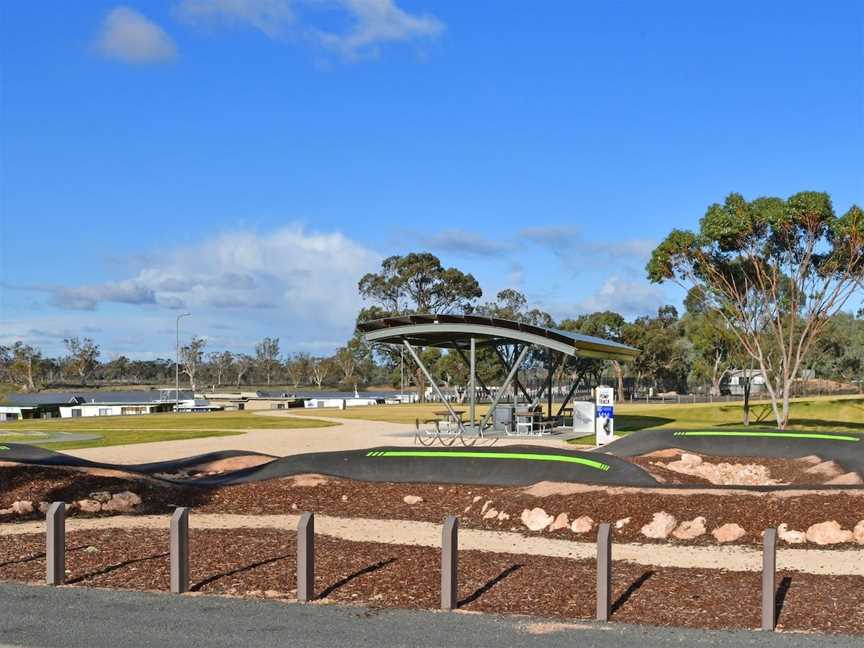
[2,192,862,428]
[2,267,863,402]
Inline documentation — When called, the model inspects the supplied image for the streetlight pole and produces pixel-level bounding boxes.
[175,313,191,412]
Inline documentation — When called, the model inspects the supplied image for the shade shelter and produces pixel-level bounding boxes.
[358,314,638,442]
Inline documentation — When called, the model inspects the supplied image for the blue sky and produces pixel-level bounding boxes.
[1,1,862,359]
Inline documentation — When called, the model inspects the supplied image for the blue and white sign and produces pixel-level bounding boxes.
[595,386,615,446]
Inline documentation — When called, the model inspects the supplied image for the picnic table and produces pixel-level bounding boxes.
[432,410,466,434]
[513,408,554,436]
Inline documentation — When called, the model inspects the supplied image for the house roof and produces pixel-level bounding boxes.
[357,314,639,362]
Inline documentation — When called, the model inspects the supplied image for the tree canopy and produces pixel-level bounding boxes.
[647,191,864,427]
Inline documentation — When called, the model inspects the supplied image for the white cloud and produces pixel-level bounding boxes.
[4,225,381,357]
[50,225,379,327]
[53,280,157,311]
[95,6,178,64]
[420,229,510,257]
[520,226,657,276]
[317,0,445,57]
[176,0,443,56]
[575,275,667,318]
[176,0,294,38]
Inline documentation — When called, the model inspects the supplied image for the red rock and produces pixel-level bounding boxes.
[805,521,853,545]
[853,520,864,545]
[520,507,554,531]
[11,500,34,515]
[778,523,806,544]
[712,523,746,543]
[641,512,677,539]
[549,513,569,531]
[76,499,102,513]
[570,516,593,534]
[672,517,706,540]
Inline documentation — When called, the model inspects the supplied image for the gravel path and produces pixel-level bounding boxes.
[65,411,574,464]
[3,512,861,577]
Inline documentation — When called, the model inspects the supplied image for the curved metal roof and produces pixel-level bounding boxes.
[358,314,639,361]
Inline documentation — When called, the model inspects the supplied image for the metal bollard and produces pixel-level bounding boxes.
[762,528,777,631]
[46,502,65,586]
[170,507,190,594]
[297,512,315,602]
[596,523,612,621]
[441,516,459,610]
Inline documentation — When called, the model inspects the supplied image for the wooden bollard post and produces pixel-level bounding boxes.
[596,523,612,621]
[297,512,315,602]
[762,528,777,631]
[46,502,65,586]
[170,507,190,594]
[441,516,458,610]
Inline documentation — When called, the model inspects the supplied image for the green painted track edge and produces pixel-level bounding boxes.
[673,431,859,442]
[366,449,610,472]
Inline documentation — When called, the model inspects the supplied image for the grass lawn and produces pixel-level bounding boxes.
[292,395,864,438]
[0,411,335,451]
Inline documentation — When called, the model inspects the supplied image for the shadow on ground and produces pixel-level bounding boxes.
[607,415,674,432]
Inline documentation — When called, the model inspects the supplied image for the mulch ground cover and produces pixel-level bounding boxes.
[0,528,862,635]
[3,465,863,548]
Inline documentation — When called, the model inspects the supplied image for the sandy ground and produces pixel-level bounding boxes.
[67,411,574,464]
[3,512,860,577]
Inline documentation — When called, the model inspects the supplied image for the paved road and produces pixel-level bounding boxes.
[0,583,858,648]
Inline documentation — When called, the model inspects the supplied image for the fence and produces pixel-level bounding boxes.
[423,385,861,407]
[39,503,785,632]
[627,386,861,406]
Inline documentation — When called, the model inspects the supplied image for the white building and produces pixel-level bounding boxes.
[175,398,224,413]
[303,396,384,409]
[59,400,174,418]
[726,368,815,396]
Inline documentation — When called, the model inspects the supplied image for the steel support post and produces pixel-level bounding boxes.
[441,516,459,610]
[297,512,315,602]
[762,528,777,631]
[170,507,190,594]
[46,502,65,586]
[469,337,476,430]
[477,344,532,431]
[403,340,467,435]
[596,523,612,621]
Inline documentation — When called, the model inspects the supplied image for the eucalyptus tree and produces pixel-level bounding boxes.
[255,337,281,386]
[682,287,735,396]
[234,353,253,387]
[8,342,43,392]
[648,191,864,428]
[358,252,482,401]
[559,311,627,399]
[180,337,207,391]
[63,336,100,385]
[207,351,234,387]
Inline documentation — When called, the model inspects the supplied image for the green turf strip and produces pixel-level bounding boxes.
[673,431,859,442]
[366,449,610,472]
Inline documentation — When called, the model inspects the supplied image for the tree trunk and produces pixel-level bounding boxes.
[26,358,36,392]
[742,376,751,426]
[780,383,792,430]
[611,361,625,401]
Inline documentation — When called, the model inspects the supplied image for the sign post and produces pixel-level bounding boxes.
[595,386,615,446]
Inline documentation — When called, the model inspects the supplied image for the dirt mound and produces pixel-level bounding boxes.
[629,452,856,487]
[153,454,274,481]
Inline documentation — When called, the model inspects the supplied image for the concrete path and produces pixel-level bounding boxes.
[0,582,858,648]
[66,411,573,465]
[3,513,861,577]
[66,413,415,464]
